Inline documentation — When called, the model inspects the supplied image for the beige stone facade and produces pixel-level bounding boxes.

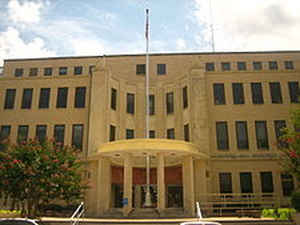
[0,51,299,217]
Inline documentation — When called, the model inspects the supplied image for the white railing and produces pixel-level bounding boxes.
[70,202,84,225]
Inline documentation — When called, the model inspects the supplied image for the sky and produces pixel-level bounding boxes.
[0,0,300,66]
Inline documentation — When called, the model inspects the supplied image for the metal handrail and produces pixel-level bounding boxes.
[70,202,84,225]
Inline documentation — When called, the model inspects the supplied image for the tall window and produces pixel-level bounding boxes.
[72,124,84,150]
[253,61,262,70]
[255,121,269,149]
[0,125,11,140]
[184,124,189,142]
[126,129,134,139]
[59,67,68,75]
[236,121,249,150]
[56,87,68,108]
[17,125,29,143]
[21,88,33,109]
[284,61,294,70]
[29,68,38,76]
[269,82,283,103]
[219,172,232,193]
[240,172,253,193]
[44,67,52,76]
[111,88,117,110]
[157,64,166,75]
[109,125,116,142]
[74,66,83,75]
[149,130,155,139]
[216,121,229,150]
[269,61,278,70]
[281,174,294,196]
[166,92,174,114]
[136,64,145,75]
[39,88,50,109]
[260,172,274,193]
[251,83,264,104]
[213,83,226,105]
[74,87,86,108]
[14,68,23,77]
[127,93,135,114]
[274,120,287,148]
[205,62,215,71]
[54,125,65,145]
[36,125,47,143]
[221,62,231,71]
[183,86,188,109]
[149,95,155,115]
[232,83,245,104]
[4,89,16,109]
[167,128,175,139]
[237,62,246,71]
[288,81,299,103]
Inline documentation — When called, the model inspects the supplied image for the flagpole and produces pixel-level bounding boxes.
[144,8,152,207]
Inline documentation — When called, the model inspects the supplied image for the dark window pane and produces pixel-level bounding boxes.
[284,61,294,70]
[255,121,269,149]
[213,83,226,105]
[157,64,166,75]
[167,128,175,139]
[269,82,282,103]
[54,125,65,145]
[236,121,249,150]
[251,83,264,104]
[17,125,29,143]
[56,87,68,108]
[205,62,215,71]
[269,61,278,70]
[219,173,232,193]
[149,130,155,138]
[183,86,188,109]
[184,124,189,142]
[74,66,83,75]
[21,88,33,109]
[74,87,86,108]
[44,67,52,76]
[59,67,68,75]
[253,61,262,70]
[288,81,299,103]
[274,120,287,148]
[127,93,135,114]
[221,62,231,71]
[237,62,246,71]
[260,172,274,193]
[232,83,245,104]
[216,122,229,150]
[14,68,23,77]
[72,124,83,150]
[240,172,253,193]
[111,88,117,110]
[29,68,38,76]
[136,64,145,75]
[4,89,16,109]
[110,125,116,141]
[149,95,155,115]
[36,125,47,143]
[281,173,294,196]
[39,88,50,109]
[126,129,134,139]
[166,92,174,114]
[0,125,11,140]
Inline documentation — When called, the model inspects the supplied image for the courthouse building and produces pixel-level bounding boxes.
[0,51,299,217]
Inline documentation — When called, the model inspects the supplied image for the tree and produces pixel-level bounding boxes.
[0,138,88,217]
[279,109,300,182]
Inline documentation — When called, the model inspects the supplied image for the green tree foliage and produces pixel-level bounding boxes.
[0,138,88,217]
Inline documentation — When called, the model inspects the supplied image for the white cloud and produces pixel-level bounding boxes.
[192,0,300,51]
[176,38,187,50]
[8,0,44,24]
[0,27,56,66]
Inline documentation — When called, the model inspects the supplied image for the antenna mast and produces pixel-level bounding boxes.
[209,0,215,52]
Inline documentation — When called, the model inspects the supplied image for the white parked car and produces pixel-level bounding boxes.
[0,218,41,225]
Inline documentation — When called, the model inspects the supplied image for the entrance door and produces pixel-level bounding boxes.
[167,185,183,208]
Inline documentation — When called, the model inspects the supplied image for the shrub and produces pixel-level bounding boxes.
[262,208,296,220]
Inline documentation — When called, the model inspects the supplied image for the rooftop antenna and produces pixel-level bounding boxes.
[209,0,215,52]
